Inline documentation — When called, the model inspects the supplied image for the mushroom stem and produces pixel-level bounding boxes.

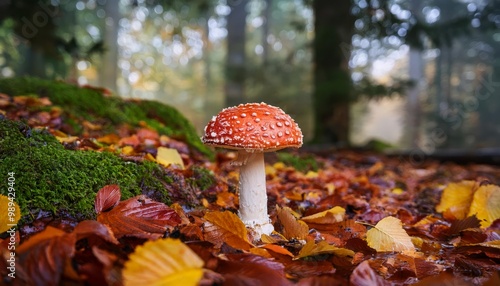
[237,151,274,236]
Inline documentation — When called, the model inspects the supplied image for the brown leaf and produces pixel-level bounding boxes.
[216,254,291,286]
[295,240,355,260]
[97,195,181,239]
[73,220,119,244]
[395,253,440,279]
[276,205,309,240]
[203,211,253,250]
[95,184,121,214]
[350,261,390,286]
[448,215,481,237]
[297,275,346,286]
[17,229,76,285]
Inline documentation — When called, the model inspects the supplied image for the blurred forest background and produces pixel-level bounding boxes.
[0,0,499,153]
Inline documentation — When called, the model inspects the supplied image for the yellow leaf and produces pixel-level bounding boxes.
[467,184,500,227]
[156,147,184,169]
[366,216,415,252]
[123,238,204,286]
[295,240,354,260]
[203,211,253,250]
[301,206,345,224]
[121,146,135,155]
[436,180,477,220]
[305,171,318,178]
[0,195,20,233]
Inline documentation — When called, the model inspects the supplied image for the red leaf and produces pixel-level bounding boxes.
[97,195,181,239]
[95,184,121,214]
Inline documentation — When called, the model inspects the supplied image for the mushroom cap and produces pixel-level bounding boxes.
[202,102,303,152]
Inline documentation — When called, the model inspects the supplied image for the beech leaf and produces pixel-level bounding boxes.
[350,261,390,286]
[216,254,291,286]
[97,195,182,239]
[301,206,345,224]
[16,226,76,285]
[276,205,309,240]
[436,180,477,220]
[156,147,185,169]
[295,240,354,260]
[366,216,415,252]
[467,184,500,227]
[203,211,253,250]
[122,238,204,286]
[95,184,121,214]
[0,195,20,233]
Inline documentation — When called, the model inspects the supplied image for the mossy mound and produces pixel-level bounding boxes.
[0,77,212,158]
[0,118,173,221]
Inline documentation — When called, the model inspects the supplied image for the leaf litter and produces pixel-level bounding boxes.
[1,92,500,285]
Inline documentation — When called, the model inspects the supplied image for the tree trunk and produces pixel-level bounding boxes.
[261,0,271,66]
[225,0,248,107]
[99,0,119,92]
[311,0,355,145]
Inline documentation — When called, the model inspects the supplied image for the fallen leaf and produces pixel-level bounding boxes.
[216,253,291,286]
[203,211,253,250]
[276,206,309,240]
[301,206,345,224]
[72,220,119,244]
[447,215,481,237]
[295,240,355,260]
[97,195,182,239]
[366,216,415,252]
[436,180,477,220]
[350,260,390,286]
[96,134,121,144]
[94,184,121,214]
[0,195,20,233]
[260,244,294,257]
[122,238,204,286]
[17,226,66,253]
[16,227,76,285]
[467,184,500,227]
[156,146,185,169]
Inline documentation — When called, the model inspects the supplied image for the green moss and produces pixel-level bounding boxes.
[0,77,213,158]
[187,165,216,191]
[277,152,319,173]
[0,118,171,221]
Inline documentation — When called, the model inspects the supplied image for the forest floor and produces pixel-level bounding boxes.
[1,79,500,285]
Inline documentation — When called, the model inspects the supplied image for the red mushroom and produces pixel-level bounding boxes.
[202,102,303,237]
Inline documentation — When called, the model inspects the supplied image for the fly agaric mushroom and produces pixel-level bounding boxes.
[202,102,303,237]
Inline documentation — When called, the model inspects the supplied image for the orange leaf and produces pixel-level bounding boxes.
[276,205,309,240]
[260,244,294,257]
[17,226,66,253]
[97,134,121,145]
[203,211,253,250]
[94,184,121,214]
[97,195,181,239]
